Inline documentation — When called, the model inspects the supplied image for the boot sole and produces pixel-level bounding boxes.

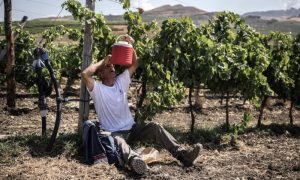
[131,158,147,175]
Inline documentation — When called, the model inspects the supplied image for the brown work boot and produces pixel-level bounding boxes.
[130,156,148,175]
[175,143,203,167]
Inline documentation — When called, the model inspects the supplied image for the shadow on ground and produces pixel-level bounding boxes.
[166,123,300,146]
[0,131,85,164]
[0,123,299,167]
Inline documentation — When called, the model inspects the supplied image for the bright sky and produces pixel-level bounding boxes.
[0,0,300,21]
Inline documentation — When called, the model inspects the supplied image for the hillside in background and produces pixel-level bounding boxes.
[143,4,207,17]
[243,8,300,20]
[2,4,300,36]
[105,5,300,36]
[104,4,214,24]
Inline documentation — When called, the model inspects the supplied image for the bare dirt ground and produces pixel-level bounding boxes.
[0,83,300,179]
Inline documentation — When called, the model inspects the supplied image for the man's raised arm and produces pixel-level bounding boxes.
[128,49,138,77]
[81,55,111,91]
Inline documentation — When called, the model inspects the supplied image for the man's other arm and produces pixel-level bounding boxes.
[127,49,138,77]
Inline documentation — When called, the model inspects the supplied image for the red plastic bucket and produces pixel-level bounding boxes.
[111,41,133,65]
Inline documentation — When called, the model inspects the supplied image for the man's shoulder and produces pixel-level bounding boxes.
[115,69,128,82]
[92,81,103,91]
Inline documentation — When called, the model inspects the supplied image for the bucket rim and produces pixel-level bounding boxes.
[112,41,133,48]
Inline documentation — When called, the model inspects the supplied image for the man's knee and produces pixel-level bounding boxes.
[148,122,163,131]
[114,136,127,145]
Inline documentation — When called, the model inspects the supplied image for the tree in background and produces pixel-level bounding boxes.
[124,11,185,123]
[203,12,272,128]
[258,32,293,126]
[288,33,300,125]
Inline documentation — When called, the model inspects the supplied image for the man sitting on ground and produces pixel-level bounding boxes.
[81,35,203,174]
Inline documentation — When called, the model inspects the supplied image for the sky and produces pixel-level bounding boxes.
[0,0,300,21]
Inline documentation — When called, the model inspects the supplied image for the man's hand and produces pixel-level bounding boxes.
[122,34,134,44]
[97,55,112,73]
[103,54,112,65]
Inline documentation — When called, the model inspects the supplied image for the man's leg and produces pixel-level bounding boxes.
[127,122,180,154]
[113,135,138,165]
[113,135,147,174]
[127,122,203,166]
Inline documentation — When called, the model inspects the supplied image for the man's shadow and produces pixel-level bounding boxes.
[0,132,85,163]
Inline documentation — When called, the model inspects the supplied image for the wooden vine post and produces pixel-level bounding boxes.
[78,0,95,133]
[4,0,15,108]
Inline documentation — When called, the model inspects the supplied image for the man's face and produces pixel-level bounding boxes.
[99,63,116,80]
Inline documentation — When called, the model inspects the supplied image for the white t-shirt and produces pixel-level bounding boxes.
[88,69,134,132]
